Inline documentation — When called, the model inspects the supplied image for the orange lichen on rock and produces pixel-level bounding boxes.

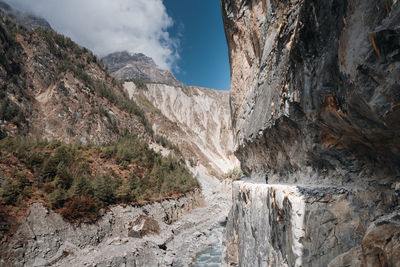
[322,94,340,112]
[320,131,344,149]
[368,33,381,58]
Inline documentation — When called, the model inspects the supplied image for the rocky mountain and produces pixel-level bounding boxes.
[0,0,52,30]
[125,82,239,175]
[0,9,237,266]
[102,51,183,86]
[0,10,205,265]
[0,12,152,144]
[221,0,400,266]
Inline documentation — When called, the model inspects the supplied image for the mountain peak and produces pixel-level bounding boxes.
[0,0,52,30]
[102,51,182,86]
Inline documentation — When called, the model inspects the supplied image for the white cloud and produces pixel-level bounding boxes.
[6,0,179,70]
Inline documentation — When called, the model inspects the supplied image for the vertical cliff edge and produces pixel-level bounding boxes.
[222,0,400,184]
[221,0,400,265]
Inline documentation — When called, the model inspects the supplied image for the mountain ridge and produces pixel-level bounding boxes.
[102,51,183,87]
[0,0,52,30]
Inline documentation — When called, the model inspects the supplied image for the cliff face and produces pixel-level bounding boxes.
[102,52,183,87]
[224,181,399,266]
[125,82,239,174]
[221,0,400,265]
[222,0,400,184]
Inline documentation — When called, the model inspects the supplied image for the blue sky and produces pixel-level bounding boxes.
[7,0,231,90]
[164,1,231,90]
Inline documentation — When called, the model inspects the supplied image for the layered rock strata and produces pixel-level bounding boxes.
[221,0,400,265]
[125,82,239,174]
[222,0,400,184]
[223,181,399,266]
[1,190,203,266]
[102,52,182,86]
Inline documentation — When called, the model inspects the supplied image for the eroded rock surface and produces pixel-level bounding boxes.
[0,190,203,266]
[223,181,399,267]
[222,0,400,184]
[221,0,400,265]
[102,52,182,86]
[125,82,239,175]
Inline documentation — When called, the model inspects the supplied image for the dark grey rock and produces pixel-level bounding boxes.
[222,0,400,186]
[221,0,400,265]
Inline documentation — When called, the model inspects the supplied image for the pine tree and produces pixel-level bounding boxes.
[93,175,114,204]
[69,175,93,197]
[0,178,20,205]
[116,179,131,202]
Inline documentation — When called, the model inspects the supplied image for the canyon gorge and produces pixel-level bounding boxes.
[1,0,400,266]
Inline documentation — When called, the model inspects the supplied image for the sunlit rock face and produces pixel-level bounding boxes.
[125,82,239,175]
[102,52,183,87]
[221,0,400,185]
[221,0,400,265]
[223,181,399,267]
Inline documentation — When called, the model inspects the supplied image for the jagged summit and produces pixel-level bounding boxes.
[0,0,52,30]
[102,51,183,86]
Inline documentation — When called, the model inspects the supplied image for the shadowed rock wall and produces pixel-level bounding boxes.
[221,0,400,265]
[222,0,400,185]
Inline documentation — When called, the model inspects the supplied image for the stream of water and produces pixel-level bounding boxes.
[192,226,223,266]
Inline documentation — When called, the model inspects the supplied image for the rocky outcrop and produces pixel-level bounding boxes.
[222,0,400,184]
[223,181,399,266]
[221,0,400,265]
[125,82,239,174]
[0,190,203,266]
[0,1,52,30]
[102,51,182,86]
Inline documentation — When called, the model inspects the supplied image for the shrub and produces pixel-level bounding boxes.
[100,146,116,159]
[0,136,200,222]
[224,167,243,180]
[93,175,115,204]
[0,128,7,140]
[114,134,149,165]
[47,186,67,208]
[155,135,182,157]
[54,163,73,189]
[189,158,197,167]
[151,155,200,195]
[132,79,148,90]
[69,176,93,197]
[0,98,25,124]
[59,196,99,223]
[40,157,60,182]
[0,171,31,205]
[129,174,151,201]
[0,179,20,205]
[115,179,131,202]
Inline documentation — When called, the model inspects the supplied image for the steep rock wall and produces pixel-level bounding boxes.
[222,0,400,184]
[221,0,400,265]
[223,181,399,266]
[125,82,239,174]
